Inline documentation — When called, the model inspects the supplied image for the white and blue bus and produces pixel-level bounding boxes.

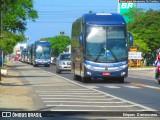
[71,13,133,83]
[32,41,51,67]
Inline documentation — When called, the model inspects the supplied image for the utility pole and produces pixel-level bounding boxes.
[0,0,2,81]
[0,0,3,36]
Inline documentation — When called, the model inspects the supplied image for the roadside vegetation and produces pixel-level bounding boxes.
[0,0,38,54]
[124,8,160,60]
[41,35,71,57]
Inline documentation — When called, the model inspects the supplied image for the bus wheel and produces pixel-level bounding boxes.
[56,69,61,74]
[34,64,38,67]
[82,77,91,83]
[118,78,124,83]
[73,74,79,80]
[45,65,50,67]
[158,79,160,84]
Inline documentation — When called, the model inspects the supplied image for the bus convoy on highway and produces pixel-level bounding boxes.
[18,41,51,67]
[14,12,133,83]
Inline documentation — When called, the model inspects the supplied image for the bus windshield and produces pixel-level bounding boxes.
[36,46,50,59]
[60,54,71,60]
[85,25,127,63]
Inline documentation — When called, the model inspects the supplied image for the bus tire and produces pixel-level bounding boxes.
[118,77,124,83]
[73,74,81,81]
[45,65,50,67]
[82,77,91,83]
[73,74,77,80]
[33,64,38,67]
[158,79,160,84]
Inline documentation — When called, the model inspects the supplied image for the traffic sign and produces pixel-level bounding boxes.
[118,2,136,23]
[129,52,142,60]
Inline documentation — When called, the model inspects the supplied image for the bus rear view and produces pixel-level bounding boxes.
[71,13,133,83]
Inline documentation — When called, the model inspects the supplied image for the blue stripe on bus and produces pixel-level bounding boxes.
[84,60,127,67]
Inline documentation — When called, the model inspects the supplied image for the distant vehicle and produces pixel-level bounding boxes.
[66,45,71,53]
[71,13,133,83]
[13,42,28,62]
[21,48,28,62]
[27,44,33,64]
[52,57,57,65]
[32,41,51,67]
[14,55,19,61]
[56,53,71,74]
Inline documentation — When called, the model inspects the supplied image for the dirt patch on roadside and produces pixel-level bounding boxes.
[0,69,35,111]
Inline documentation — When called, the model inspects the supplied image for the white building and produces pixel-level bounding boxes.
[66,45,71,53]
[13,42,28,56]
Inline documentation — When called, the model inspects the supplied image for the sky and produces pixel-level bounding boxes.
[25,0,160,44]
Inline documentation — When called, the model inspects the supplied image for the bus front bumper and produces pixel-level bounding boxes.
[35,60,50,65]
[84,67,128,78]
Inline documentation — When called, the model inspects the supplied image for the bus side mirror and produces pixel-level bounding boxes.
[79,32,83,45]
[128,32,133,46]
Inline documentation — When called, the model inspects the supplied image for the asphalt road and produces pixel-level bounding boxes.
[8,62,160,119]
[39,64,160,111]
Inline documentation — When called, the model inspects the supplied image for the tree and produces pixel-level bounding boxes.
[0,0,38,54]
[48,35,71,57]
[2,0,38,34]
[124,8,160,59]
[0,32,25,53]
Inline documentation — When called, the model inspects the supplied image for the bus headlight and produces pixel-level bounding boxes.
[119,64,128,69]
[84,64,91,69]
[121,72,126,76]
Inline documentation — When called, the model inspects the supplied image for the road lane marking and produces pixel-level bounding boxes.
[44,101,124,104]
[41,98,117,100]
[35,89,90,92]
[144,85,160,89]
[124,86,142,89]
[128,76,154,80]
[104,86,120,88]
[37,68,157,111]
[39,93,101,95]
[86,86,99,89]
[130,82,160,90]
[47,104,136,107]
[39,95,106,97]
[32,85,75,86]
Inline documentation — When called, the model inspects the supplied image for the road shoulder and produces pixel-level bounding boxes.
[0,63,35,111]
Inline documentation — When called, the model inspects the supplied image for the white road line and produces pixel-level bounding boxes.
[32,85,75,86]
[105,86,121,88]
[124,86,142,89]
[39,95,106,97]
[86,86,99,89]
[144,85,160,89]
[128,75,154,80]
[38,69,157,111]
[39,93,101,95]
[35,89,90,92]
[41,98,117,100]
[43,101,124,104]
[91,88,156,111]
[47,104,136,107]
